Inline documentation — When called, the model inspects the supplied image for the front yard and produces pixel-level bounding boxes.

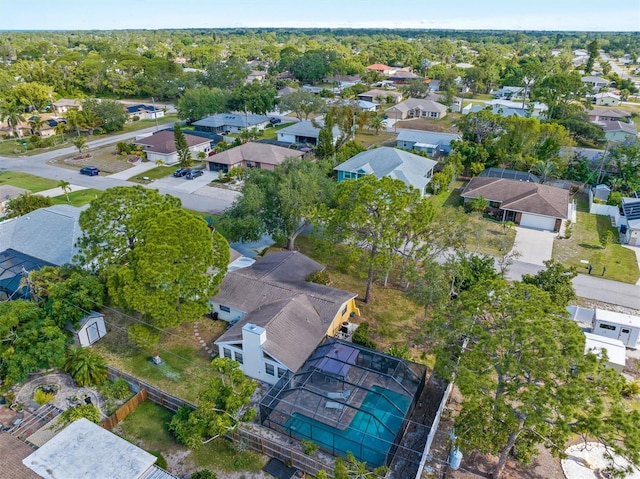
[0,171,59,192]
[553,211,639,284]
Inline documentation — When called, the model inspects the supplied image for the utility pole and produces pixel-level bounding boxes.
[151,97,159,132]
[596,140,610,185]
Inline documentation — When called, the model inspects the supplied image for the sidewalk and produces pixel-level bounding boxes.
[38,184,87,197]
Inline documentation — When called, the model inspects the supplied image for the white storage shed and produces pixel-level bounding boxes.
[591,308,640,349]
[66,311,107,347]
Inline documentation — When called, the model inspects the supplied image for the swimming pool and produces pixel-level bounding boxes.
[285,385,411,467]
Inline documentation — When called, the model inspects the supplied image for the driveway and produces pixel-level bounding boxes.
[511,227,555,266]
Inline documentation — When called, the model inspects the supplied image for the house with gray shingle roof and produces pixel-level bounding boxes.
[334,147,437,196]
[276,120,341,146]
[461,176,571,232]
[193,113,270,134]
[385,98,448,120]
[205,141,303,173]
[212,251,360,385]
[396,129,461,156]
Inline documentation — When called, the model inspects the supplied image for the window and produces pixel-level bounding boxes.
[277,367,287,378]
[235,351,243,364]
[219,305,231,313]
[223,348,232,358]
[430,112,439,118]
[598,324,616,331]
[622,329,630,334]
[265,363,275,376]
[342,305,348,316]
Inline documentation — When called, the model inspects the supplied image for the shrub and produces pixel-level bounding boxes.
[352,321,377,349]
[564,220,573,239]
[622,380,640,398]
[607,191,623,207]
[99,378,131,401]
[191,471,218,479]
[386,344,411,359]
[60,404,101,425]
[64,346,108,386]
[302,439,320,455]
[306,270,330,285]
[34,389,55,406]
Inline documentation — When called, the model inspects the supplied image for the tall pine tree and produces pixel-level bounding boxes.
[174,124,192,167]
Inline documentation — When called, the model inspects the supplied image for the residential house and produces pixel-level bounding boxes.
[192,113,270,135]
[276,120,341,146]
[588,108,632,123]
[0,434,40,479]
[334,147,437,195]
[23,418,176,479]
[395,129,461,156]
[492,86,525,100]
[0,204,84,299]
[205,141,303,173]
[462,103,529,118]
[51,99,81,114]
[326,74,361,89]
[387,69,421,84]
[487,99,548,118]
[246,70,268,83]
[581,76,611,92]
[125,104,164,120]
[133,130,211,165]
[427,79,441,91]
[592,308,640,349]
[461,176,571,231]
[479,168,540,183]
[622,197,640,246]
[602,121,638,143]
[277,86,298,98]
[212,251,360,385]
[584,333,626,372]
[357,89,402,104]
[591,92,621,106]
[365,63,396,76]
[385,98,448,120]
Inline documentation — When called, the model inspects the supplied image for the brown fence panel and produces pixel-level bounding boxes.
[101,389,148,431]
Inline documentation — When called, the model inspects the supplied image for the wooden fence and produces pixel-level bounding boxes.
[106,366,196,412]
[232,427,334,477]
[101,389,147,431]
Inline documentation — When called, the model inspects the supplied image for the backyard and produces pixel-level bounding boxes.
[113,401,267,478]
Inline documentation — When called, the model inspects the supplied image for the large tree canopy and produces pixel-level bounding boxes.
[433,280,640,479]
[219,158,334,251]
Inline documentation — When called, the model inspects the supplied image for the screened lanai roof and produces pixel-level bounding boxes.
[260,337,427,468]
[0,249,54,300]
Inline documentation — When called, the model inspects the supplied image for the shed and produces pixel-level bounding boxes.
[66,311,107,347]
[584,333,626,372]
[591,308,640,349]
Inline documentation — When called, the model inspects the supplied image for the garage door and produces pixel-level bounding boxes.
[519,213,556,231]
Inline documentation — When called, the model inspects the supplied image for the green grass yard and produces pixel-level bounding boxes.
[0,171,59,192]
[128,165,176,183]
[51,188,103,206]
[553,211,639,284]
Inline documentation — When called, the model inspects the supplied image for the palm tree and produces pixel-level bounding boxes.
[58,180,71,202]
[28,116,47,136]
[73,137,87,155]
[79,110,102,135]
[65,109,83,137]
[531,159,558,184]
[368,116,387,135]
[63,346,107,386]
[0,101,27,139]
[54,122,66,143]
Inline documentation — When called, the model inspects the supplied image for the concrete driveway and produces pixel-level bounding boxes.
[511,227,556,266]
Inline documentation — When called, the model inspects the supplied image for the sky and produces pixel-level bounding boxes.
[1,0,639,32]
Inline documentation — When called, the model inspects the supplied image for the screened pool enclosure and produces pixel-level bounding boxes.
[260,338,427,468]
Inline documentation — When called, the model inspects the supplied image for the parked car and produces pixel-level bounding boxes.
[269,117,282,125]
[185,169,204,179]
[173,167,189,177]
[79,166,100,176]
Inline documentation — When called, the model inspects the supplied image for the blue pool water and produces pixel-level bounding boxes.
[284,385,411,467]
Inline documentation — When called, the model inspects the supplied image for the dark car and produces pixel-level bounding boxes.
[269,117,282,124]
[185,170,204,179]
[79,166,100,176]
[173,167,189,177]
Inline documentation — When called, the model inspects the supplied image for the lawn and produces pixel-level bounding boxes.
[128,165,176,182]
[260,122,296,140]
[51,188,103,206]
[354,130,397,149]
[94,310,228,403]
[394,112,461,133]
[553,211,639,284]
[113,401,266,476]
[0,138,72,157]
[0,171,59,192]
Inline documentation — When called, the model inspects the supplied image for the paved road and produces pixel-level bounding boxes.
[0,124,237,214]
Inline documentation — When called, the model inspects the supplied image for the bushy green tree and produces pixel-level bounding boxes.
[63,346,108,386]
[3,192,53,218]
[521,259,577,307]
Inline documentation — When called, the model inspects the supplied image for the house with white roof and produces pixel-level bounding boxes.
[591,92,621,106]
[334,147,438,196]
[581,76,611,92]
[276,120,341,146]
